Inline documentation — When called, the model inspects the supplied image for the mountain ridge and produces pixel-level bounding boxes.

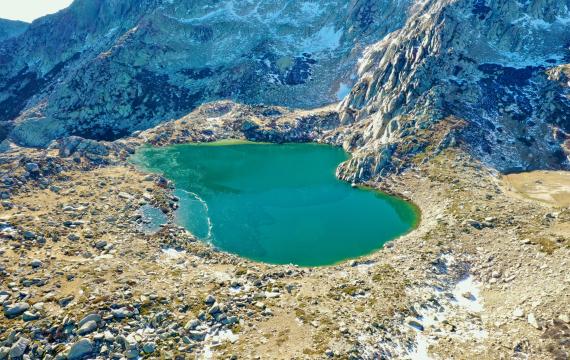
[0,0,569,179]
[0,19,28,43]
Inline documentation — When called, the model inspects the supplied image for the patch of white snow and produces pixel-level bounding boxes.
[336,83,352,100]
[451,276,484,313]
[301,25,343,54]
[161,248,186,258]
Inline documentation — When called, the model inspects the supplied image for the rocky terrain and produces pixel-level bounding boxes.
[335,0,570,180]
[1,0,569,178]
[1,0,569,359]
[0,114,569,359]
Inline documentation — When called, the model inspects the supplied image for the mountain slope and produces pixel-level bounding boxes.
[0,0,569,179]
[334,0,570,180]
[0,0,411,147]
[0,19,28,42]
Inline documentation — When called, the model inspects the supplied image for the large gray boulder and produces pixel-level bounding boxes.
[3,302,29,318]
[67,338,93,360]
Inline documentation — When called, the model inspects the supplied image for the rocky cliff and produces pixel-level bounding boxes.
[1,0,569,178]
[335,0,570,180]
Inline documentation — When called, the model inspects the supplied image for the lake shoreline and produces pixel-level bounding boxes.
[131,141,419,267]
[0,101,567,359]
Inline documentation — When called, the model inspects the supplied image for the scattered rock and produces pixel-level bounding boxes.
[513,308,525,318]
[189,330,207,341]
[408,319,424,331]
[77,320,98,335]
[3,302,30,318]
[25,163,40,173]
[463,219,483,230]
[30,259,43,268]
[78,313,102,327]
[142,342,156,354]
[184,319,199,331]
[68,234,80,241]
[67,338,93,360]
[9,337,30,358]
[0,347,8,360]
[527,313,541,329]
[22,311,41,321]
[112,307,134,319]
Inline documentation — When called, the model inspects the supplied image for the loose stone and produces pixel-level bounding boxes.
[67,338,93,360]
[3,302,30,318]
[9,337,30,359]
[77,320,98,335]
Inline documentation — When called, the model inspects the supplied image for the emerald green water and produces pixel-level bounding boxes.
[132,142,418,266]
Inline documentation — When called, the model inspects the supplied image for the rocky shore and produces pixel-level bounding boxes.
[0,103,569,359]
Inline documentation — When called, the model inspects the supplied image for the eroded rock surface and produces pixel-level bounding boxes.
[335,0,570,180]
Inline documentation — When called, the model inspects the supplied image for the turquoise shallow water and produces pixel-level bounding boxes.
[131,142,419,266]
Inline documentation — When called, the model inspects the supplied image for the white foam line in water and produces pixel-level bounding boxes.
[177,189,214,241]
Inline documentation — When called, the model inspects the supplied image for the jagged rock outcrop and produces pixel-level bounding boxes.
[0,0,411,147]
[0,19,28,43]
[335,0,570,181]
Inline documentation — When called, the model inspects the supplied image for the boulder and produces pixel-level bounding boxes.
[30,259,43,268]
[78,313,101,327]
[9,337,29,358]
[111,307,134,319]
[0,347,9,360]
[22,311,40,321]
[25,163,40,173]
[142,342,156,354]
[3,302,30,318]
[77,320,98,335]
[67,338,93,360]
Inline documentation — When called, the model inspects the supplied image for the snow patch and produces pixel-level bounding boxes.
[406,332,431,360]
[203,329,239,359]
[161,248,186,258]
[301,25,343,53]
[336,83,352,100]
[452,276,484,313]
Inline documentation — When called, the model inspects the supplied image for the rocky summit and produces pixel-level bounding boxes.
[0,0,569,360]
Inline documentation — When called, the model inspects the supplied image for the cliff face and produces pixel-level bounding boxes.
[0,0,411,147]
[335,0,570,180]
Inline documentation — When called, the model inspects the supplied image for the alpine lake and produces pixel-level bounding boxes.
[131,141,419,267]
